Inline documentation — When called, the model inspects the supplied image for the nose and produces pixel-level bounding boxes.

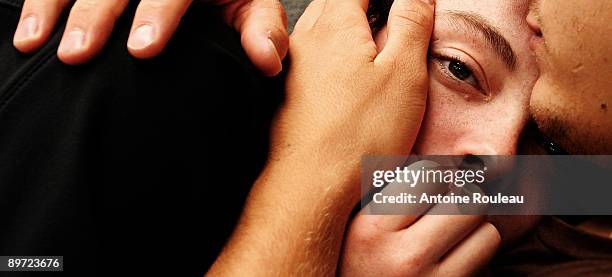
[451,119,524,180]
[452,113,526,156]
[455,142,505,156]
[454,140,520,187]
[454,135,518,156]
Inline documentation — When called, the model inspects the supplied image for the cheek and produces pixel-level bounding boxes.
[530,76,612,154]
[416,82,529,155]
[535,1,612,153]
[415,81,498,155]
[414,83,468,154]
[540,0,612,93]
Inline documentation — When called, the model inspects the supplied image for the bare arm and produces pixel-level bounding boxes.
[208,0,435,275]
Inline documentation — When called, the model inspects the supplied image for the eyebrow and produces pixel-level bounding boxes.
[440,11,517,70]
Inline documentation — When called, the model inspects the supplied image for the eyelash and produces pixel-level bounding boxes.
[430,53,488,97]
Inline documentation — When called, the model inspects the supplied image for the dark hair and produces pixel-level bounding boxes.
[368,0,393,31]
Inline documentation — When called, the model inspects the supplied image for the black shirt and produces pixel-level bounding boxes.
[0,1,280,275]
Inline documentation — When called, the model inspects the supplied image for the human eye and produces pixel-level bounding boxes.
[539,136,568,155]
[430,52,490,99]
[530,121,568,155]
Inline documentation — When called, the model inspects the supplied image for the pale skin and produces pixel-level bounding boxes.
[340,1,539,276]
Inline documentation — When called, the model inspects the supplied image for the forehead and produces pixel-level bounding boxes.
[433,0,535,72]
[435,0,528,29]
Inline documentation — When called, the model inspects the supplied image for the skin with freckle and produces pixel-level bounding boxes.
[366,0,540,251]
[528,0,612,154]
[376,0,538,155]
[343,1,610,275]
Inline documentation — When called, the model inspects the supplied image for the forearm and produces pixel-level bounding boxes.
[208,157,360,276]
[208,0,434,273]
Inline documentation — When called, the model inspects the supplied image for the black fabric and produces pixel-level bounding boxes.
[0,1,281,275]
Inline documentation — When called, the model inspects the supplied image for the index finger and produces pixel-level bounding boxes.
[404,214,484,262]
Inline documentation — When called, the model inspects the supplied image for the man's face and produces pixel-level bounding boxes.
[527,0,612,154]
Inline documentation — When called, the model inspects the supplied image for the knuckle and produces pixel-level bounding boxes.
[347,224,382,248]
[141,0,168,10]
[393,251,427,276]
[396,10,429,32]
[71,0,126,21]
[71,0,100,14]
[107,0,128,18]
[136,0,186,23]
[23,0,60,13]
[67,0,101,26]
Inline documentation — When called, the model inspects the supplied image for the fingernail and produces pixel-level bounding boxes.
[128,24,155,50]
[14,16,38,41]
[265,30,282,76]
[267,30,281,62]
[59,28,86,54]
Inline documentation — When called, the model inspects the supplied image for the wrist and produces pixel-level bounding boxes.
[211,153,361,276]
[262,149,362,213]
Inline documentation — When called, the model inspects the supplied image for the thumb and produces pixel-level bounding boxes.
[225,0,288,76]
[376,0,434,65]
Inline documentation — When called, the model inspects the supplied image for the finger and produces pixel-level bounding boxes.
[436,222,501,276]
[319,0,370,36]
[57,0,129,65]
[352,214,421,234]
[405,215,484,262]
[376,0,435,66]
[226,0,288,76]
[14,0,71,53]
[292,0,325,34]
[322,0,369,16]
[361,160,448,231]
[127,0,192,59]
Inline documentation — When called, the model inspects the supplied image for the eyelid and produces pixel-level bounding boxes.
[434,55,482,89]
[430,50,491,98]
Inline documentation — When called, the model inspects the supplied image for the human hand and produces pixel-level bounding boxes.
[270,0,435,193]
[340,213,501,276]
[13,0,288,76]
[208,0,435,275]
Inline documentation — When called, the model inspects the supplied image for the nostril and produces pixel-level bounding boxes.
[460,154,485,171]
